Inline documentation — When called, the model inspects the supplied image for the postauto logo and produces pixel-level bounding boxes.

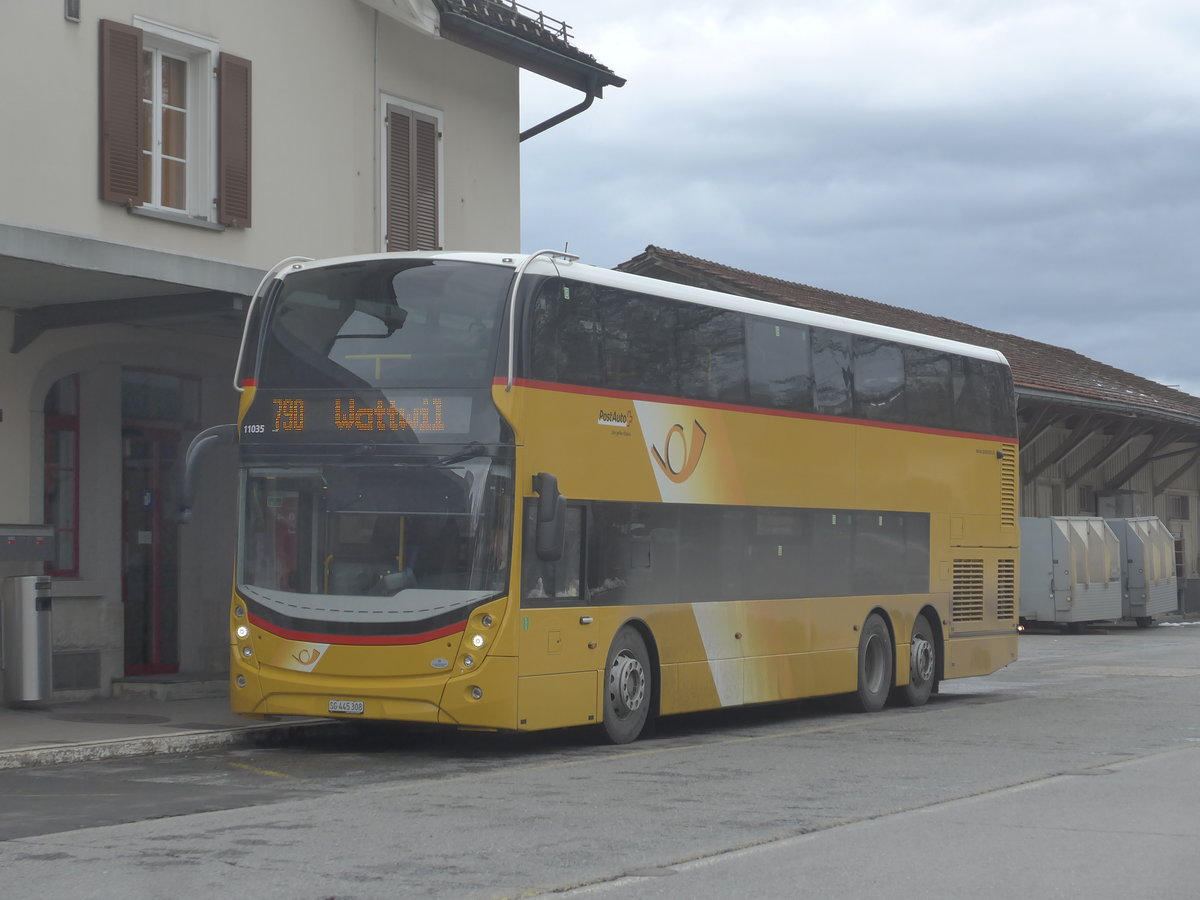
[651,420,707,484]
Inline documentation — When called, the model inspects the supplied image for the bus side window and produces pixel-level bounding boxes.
[853,336,905,423]
[528,279,603,387]
[904,346,952,431]
[746,318,813,413]
[812,328,853,416]
[677,306,748,404]
[521,502,582,602]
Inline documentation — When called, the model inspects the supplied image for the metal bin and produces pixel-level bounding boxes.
[2,575,53,705]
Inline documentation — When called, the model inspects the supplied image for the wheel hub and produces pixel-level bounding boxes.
[911,635,935,685]
[609,651,645,718]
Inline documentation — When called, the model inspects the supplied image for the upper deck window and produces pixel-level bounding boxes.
[525,275,1017,439]
[256,260,512,390]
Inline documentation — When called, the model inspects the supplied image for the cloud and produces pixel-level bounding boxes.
[519,1,1200,389]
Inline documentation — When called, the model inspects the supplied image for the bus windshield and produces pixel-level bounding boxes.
[257,259,513,390]
[238,455,513,630]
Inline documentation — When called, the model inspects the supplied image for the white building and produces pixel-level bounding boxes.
[0,0,621,700]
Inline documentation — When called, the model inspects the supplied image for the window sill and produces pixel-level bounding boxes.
[128,205,226,232]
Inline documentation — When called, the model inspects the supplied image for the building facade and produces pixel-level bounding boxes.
[0,0,619,700]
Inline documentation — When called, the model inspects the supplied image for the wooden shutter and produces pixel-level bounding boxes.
[98,19,144,205]
[413,114,439,250]
[385,104,439,251]
[217,53,252,227]
[385,105,413,252]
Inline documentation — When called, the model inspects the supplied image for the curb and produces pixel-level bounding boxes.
[0,719,336,771]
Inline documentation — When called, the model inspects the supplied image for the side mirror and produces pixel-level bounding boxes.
[179,423,238,523]
[532,472,566,562]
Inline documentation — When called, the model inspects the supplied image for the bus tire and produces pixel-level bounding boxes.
[602,626,652,744]
[855,613,893,713]
[895,613,937,707]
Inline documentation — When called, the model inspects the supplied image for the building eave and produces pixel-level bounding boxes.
[435,2,624,95]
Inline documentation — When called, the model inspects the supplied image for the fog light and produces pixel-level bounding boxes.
[236,675,246,688]
[236,625,250,639]
[242,645,253,658]
[472,634,485,648]
[481,614,494,628]
[470,686,483,700]
[463,654,475,667]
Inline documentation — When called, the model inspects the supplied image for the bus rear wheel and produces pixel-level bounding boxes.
[895,613,937,707]
[602,626,652,744]
[855,613,893,712]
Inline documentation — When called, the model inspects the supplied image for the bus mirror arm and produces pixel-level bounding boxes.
[532,472,566,562]
[179,424,238,524]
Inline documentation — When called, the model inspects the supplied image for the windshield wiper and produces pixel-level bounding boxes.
[434,441,487,467]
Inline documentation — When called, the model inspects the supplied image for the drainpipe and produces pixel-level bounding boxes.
[520,75,598,142]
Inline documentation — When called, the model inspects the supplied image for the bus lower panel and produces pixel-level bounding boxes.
[515,670,598,731]
[230,652,520,730]
[943,633,1018,679]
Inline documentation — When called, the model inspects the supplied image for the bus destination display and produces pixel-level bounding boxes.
[243,393,473,440]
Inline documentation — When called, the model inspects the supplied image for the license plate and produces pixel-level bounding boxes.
[328,699,364,715]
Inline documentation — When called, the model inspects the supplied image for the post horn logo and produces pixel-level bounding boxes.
[292,648,321,666]
[651,420,707,483]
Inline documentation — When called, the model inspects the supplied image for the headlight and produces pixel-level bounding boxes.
[472,634,485,648]
[236,625,250,639]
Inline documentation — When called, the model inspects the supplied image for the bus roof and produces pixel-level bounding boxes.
[279,251,1011,368]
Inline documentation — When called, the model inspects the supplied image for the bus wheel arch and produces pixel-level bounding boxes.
[855,609,894,713]
[894,606,940,708]
[601,620,658,744]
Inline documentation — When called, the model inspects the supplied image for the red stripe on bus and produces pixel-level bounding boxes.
[496,377,1018,445]
[248,613,466,646]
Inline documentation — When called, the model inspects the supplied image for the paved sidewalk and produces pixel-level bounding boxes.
[0,694,325,770]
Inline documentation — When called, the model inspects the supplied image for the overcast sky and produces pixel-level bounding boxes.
[518,0,1200,394]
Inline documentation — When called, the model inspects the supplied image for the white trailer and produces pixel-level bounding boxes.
[1106,517,1178,627]
[1020,516,1123,628]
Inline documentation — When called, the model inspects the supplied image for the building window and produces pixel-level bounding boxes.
[1169,494,1190,521]
[44,376,81,576]
[141,45,191,211]
[99,18,251,226]
[383,98,441,251]
[1077,484,1095,514]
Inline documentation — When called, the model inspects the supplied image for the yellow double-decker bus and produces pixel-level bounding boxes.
[193,250,1018,743]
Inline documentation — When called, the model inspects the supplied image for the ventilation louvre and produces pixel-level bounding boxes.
[1000,444,1018,529]
[996,559,1016,621]
[952,559,985,622]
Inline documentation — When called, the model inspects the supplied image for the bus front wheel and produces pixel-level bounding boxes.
[855,613,893,712]
[895,613,937,707]
[602,626,652,744]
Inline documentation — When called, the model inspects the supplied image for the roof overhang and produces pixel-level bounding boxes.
[436,7,625,95]
[1017,386,1200,432]
[0,222,262,352]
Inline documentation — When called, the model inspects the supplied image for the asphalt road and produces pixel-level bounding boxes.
[2,622,1199,899]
